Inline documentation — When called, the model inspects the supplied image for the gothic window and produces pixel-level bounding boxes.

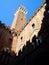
[38,36,42,44]
[47,10,49,13]
[32,23,35,28]
[36,36,42,45]
[46,7,49,13]
[36,39,39,45]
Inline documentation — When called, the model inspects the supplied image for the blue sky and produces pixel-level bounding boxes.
[0,0,44,26]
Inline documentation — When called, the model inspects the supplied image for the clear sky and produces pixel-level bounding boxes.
[0,0,45,26]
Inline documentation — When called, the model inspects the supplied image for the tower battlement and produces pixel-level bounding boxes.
[15,5,28,16]
[18,5,28,14]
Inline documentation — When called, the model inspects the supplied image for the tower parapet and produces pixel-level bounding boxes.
[15,5,28,16]
[18,5,28,14]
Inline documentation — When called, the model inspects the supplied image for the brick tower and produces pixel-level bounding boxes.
[11,5,27,35]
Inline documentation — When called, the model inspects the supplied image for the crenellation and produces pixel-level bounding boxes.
[18,5,28,14]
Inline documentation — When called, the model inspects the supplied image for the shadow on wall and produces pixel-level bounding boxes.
[0,35,49,65]
[38,0,49,44]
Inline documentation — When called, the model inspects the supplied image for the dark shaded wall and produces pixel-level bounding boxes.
[38,0,49,44]
[0,21,12,51]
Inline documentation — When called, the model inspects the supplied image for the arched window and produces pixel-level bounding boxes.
[46,7,49,13]
[47,10,49,13]
[38,36,42,43]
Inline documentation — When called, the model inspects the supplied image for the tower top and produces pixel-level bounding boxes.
[18,5,28,14]
[14,5,28,16]
[11,5,27,35]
